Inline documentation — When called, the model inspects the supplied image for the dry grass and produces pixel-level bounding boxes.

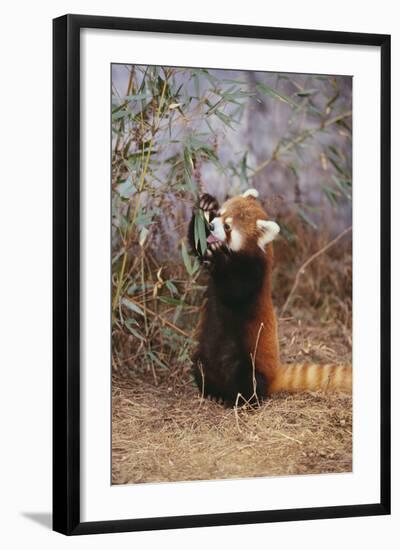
[112,318,352,485]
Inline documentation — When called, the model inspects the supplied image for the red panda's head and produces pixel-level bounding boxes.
[207,189,280,255]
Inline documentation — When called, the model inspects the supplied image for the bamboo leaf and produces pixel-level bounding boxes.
[139,227,149,247]
[195,210,207,255]
[332,174,352,200]
[124,93,150,101]
[328,155,346,175]
[322,185,340,207]
[112,110,127,121]
[159,296,189,307]
[194,210,199,249]
[147,351,169,370]
[166,280,178,295]
[116,178,135,199]
[183,145,194,172]
[214,109,236,129]
[125,324,145,341]
[294,88,319,97]
[297,206,317,229]
[121,298,144,316]
[181,240,193,276]
[256,82,297,107]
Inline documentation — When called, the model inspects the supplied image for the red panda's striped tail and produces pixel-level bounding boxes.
[269,363,352,395]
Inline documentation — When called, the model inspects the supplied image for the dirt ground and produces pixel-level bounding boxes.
[112,318,352,485]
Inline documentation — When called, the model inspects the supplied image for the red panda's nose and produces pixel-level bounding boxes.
[209,222,214,231]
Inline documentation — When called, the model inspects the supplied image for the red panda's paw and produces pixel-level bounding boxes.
[205,240,229,259]
[199,193,219,216]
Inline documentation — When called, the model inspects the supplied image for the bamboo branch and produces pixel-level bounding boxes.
[112,77,169,314]
[252,110,352,177]
[123,296,191,339]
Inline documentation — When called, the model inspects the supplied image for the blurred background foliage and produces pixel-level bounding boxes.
[111,65,352,381]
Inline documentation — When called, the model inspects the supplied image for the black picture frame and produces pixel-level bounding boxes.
[53,14,391,536]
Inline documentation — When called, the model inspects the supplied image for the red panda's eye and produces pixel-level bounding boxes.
[224,222,231,231]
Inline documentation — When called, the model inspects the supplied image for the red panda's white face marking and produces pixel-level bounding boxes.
[207,217,225,242]
[207,189,280,253]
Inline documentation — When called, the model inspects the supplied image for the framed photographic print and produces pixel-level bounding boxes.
[53,14,391,535]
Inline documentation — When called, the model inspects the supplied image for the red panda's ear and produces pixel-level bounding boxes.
[256,220,280,250]
[242,188,259,199]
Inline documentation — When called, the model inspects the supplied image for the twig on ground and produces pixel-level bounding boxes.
[196,361,205,409]
[274,431,303,445]
[250,322,264,407]
[280,226,352,317]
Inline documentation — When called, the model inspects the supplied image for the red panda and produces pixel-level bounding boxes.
[188,189,351,406]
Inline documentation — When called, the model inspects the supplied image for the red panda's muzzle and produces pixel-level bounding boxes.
[208,217,227,244]
[207,234,221,244]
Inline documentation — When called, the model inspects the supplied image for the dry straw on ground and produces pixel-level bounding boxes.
[112,319,352,485]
